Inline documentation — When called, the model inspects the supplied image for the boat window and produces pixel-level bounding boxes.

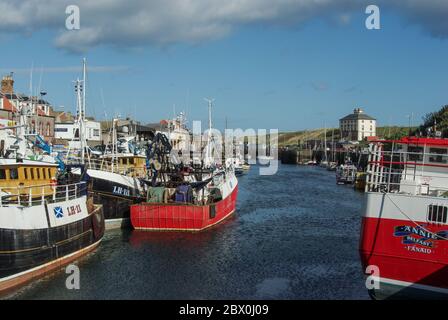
[43,168,47,179]
[0,169,6,179]
[129,158,134,165]
[428,205,448,224]
[48,168,52,178]
[36,168,41,179]
[9,168,19,180]
[30,168,35,180]
[408,146,423,162]
[429,148,448,164]
[24,168,28,180]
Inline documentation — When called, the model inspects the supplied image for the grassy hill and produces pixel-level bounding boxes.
[278,126,414,147]
[278,104,448,147]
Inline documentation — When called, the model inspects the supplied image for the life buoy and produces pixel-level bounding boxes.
[50,178,57,187]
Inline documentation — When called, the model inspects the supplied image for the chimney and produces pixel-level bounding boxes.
[1,74,14,94]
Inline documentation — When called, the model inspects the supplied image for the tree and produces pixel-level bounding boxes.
[419,105,448,137]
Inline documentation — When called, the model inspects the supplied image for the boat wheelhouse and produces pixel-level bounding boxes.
[360,137,448,299]
[0,159,59,196]
[69,153,146,229]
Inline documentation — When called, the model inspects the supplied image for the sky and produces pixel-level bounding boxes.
[0,0,447,131]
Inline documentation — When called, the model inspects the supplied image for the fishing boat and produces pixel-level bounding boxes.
[336,161,357,184]
[0,156,104,294]
[230,155,247,176]
[130,163,238,232]
[130,99,238,232]
[359,137,448,299]
[73,152,146,229]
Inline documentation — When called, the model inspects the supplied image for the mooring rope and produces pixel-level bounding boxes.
[383,191,448,241]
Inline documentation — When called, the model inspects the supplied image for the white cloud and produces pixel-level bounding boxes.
[0,0,447,52]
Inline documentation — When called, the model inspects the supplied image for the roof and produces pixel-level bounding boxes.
[372,136,448,147]
[1,95,17,112]
[2,93,50,105]
[145,122,168,131]
[340,113,376,121]
[0,159,58,167]
[398,136,448,147]
[135,124,155,133]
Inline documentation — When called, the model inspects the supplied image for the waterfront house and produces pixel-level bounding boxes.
[1,74,55,143]
[339,108,376,142]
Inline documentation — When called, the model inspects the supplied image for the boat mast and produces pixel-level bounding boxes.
[331,128,335,163]
[323,122,327,163]
[204,98,214,166]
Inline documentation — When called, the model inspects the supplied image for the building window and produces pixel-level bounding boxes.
[93,129,100,137]
[55,127,68,132]
[428,205,448,224]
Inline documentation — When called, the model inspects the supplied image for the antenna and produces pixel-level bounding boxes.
[29,62,34,99]
[204,98,214,132]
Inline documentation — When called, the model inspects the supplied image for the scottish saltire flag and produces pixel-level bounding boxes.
[54,206,64,218]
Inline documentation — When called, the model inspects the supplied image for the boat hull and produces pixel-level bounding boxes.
[0,204,104,295]
[73,168,144,229]
[359,192,448,299]
[130,185,238,232]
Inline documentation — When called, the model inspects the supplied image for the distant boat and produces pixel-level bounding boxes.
[336,162,357,184]
[326,162,338,171]
[257,155,274,162]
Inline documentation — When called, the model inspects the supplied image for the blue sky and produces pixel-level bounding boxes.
[0,1,447,131]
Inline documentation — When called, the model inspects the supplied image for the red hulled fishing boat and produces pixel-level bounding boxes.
[360,136,448,299]
[131,165,238,231]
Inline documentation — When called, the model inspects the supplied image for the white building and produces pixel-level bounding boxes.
[339,108,376,141]
[55,120,102,143]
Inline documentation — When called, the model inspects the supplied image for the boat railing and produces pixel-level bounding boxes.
[0,181,88,207]
[66,157,146,177]
[366,142,448,197]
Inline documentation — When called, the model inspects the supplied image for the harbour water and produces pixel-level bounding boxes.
[9,164,369,300]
